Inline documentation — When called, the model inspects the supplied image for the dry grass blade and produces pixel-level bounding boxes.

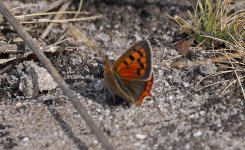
[171,51,245,68]
[47,38,69,48]
[67,26,97,51]
[0,52,31,64]
[40,0,67,13]
[20,15,103,24]
[195,46,245,97]
[195,69,234,92]
[16,11,90,19]
[224,51,245,99]
[0,44,19,53]
[40,2,71,39]
[201,35,237,48]
[220,76,244,96]
[74,0,83,18]
[196,80,229,91]
[0,57,19,64]
[221,78,237,95]
[10,4,41,11]
[195,70,234,88]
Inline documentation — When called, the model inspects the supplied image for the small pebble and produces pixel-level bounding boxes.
[93,140,98,144]
[136,133,146,140]
[193,130,202,137]
[200,111,205,116]
[163,80,170,87]
[158,70,163,76]
[23,137,29,142]
[167,75,173,79]
[182,82,189,87]
[97,33,110,42]
[16,102,22,107]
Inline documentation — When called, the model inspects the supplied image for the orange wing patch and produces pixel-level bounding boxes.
[137,74,154,106]
[116,47,148,80]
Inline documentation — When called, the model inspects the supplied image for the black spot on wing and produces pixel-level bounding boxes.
[136,50,144,57]
[129,55,135,61]
[140,63,144,69]
[123,61,128,66]
[137,68,141,75]
[137,58,141,63]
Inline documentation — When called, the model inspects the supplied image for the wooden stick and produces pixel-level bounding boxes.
[0,2,114,150]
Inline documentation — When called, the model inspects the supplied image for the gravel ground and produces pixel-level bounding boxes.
[1,0,245,150]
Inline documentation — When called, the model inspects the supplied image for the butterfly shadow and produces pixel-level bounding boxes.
[105,93,131,107]
[93,86,133,108]
[68,77,132,108]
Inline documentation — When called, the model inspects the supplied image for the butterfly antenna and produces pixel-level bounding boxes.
[112,93,116,104]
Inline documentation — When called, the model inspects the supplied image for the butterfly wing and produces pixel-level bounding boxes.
[123,73,154,106]
[104,55,135,103]
[112,40,152,81]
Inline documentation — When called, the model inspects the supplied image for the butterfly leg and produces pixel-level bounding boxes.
[107,89,116,104]
[112,93,116,104]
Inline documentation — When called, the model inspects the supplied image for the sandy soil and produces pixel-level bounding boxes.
[0,0,245,150]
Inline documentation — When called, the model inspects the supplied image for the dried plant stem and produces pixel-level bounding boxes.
[225,51,245,99]
[67,26,97,51]
[171,51,245,68]
[74,0,83,18]
[20,15,103,24]
[16,11,89,19]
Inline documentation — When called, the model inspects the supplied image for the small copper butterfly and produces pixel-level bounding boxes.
[104,40,154,106]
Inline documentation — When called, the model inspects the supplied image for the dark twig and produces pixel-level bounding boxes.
[0,2,114,150]
[0,63,14,75]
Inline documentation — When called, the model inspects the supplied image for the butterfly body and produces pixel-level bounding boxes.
[104,40,154,106]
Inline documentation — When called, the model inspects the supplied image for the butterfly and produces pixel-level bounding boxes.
[104,40,154,106]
